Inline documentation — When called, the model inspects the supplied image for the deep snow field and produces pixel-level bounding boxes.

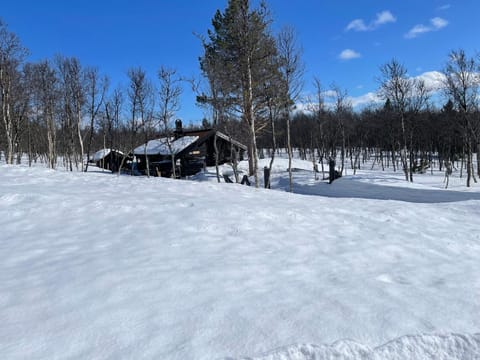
[1,157,480,359]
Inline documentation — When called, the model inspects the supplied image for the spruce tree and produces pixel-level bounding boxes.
[200,0,279,187]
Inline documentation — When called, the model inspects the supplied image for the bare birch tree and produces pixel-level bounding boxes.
[198,37,228,183]
[26,61,59,169]
[329,84,352,176]
[0,20,28,164]
[312,77,327,178]
[127,67,153,175]
[443,49,480,187]
[378,59,429,182]
[277,25,304,192]
[56,56,86,171]
[158,66,182,178]
[84,67,108,172]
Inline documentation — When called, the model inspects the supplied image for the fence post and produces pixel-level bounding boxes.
[329,158,335,184]
[264,166,270,189]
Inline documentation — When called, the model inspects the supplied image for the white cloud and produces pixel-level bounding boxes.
[431,17,448,29]
[438,4,451,11]
[405,17,449,38]
[339,49,361,60]
[415,71,446,91]
[405,24,431,38]
[346,10,396,32]
[297,71,449,114]
[297,91,381,113]
[322,89,338,98]
[346,19,368,32]
[349,72,447,109]
[349,92,381,108]
[374,11,397,26]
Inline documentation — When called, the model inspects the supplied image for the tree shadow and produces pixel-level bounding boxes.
[275,173,480,204]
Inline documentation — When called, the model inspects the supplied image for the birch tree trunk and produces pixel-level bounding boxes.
[77,106,84,171]
[47,110,56,169]
[286,111,293,192]
[1,76,14,164]
[245,58,259,188]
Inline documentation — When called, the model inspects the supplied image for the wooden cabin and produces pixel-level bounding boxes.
[132,123,247,177]
[91,149,130,173]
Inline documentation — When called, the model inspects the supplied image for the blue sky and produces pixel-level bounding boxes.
[2,1,479,122]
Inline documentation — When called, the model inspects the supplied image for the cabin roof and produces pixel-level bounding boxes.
[132,129,247,157]
[180,129,248,151]
[132,136,199,156]
[93,148,124,161]
[214,131,248,151]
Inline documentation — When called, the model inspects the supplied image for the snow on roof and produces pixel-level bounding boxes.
[133,136,199,156]
[92,148,123,161]
[215,131,248,150]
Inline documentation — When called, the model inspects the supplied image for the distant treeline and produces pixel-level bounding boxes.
[1,1,479,187]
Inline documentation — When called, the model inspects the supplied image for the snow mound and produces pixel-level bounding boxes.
[229,333,480,360]
[1,164,480,359]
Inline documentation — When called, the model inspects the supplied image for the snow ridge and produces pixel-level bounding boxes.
[228,333,480,360]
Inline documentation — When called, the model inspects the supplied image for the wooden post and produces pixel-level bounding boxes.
[329,158,335,184]
[264,166,270,189]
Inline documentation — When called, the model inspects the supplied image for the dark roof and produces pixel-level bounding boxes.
[180,129,248,151]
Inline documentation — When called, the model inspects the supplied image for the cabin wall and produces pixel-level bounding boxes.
[95,153,123,172]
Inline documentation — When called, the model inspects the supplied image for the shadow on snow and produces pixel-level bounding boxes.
[275,171,480,204]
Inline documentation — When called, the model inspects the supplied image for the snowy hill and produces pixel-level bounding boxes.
[1,162,480,359]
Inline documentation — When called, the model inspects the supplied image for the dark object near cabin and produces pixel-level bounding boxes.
[223,174,250,186]
[150,161,181,178]
[241,175,251,186]
[223,174,234,183]
[328,158,341,184]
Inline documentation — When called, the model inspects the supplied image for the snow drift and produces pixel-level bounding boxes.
[1,162,479,359]
[228,334,480,359]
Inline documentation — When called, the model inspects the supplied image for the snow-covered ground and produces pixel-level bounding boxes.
[1,158,480,359]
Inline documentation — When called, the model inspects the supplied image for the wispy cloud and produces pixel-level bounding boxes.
[346,19,368,32]
[438,4,451,11]
[346,10,396,32]
[431,17,448,29]
[405,24,431,38]
[349,92,381,108]
[296,91,381,113]
[349,71,447,109]
[405,17,449,38]
[298,71,449,113]
[339,49,361,60]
